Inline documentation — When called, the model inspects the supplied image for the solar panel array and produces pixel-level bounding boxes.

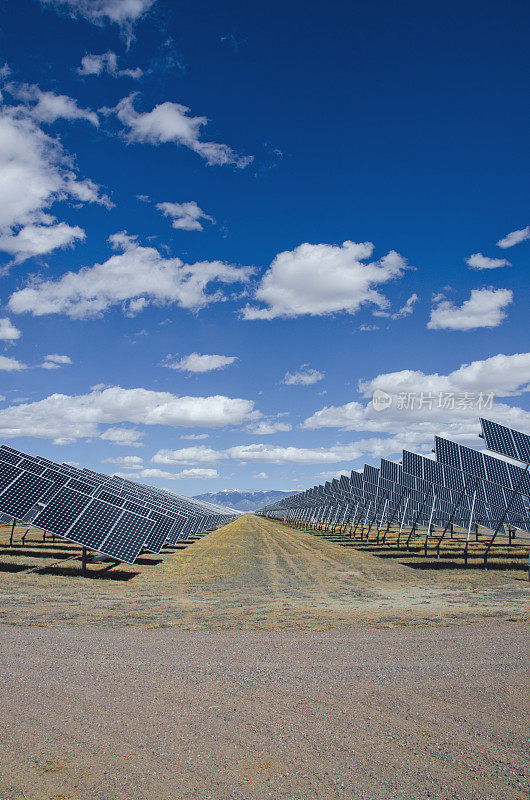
[256,418,530,564]
[0,444,240,565]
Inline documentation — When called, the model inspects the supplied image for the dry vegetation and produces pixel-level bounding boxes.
[0,515,528,800]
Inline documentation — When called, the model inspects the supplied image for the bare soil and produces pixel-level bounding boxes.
[0,515,528,800]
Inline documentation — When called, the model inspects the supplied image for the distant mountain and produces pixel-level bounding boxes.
[193,489,295,512]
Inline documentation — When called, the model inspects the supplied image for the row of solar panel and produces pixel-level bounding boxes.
[256,419,530,534]
[0,444,238,563]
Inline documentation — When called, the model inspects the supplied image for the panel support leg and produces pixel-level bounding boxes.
[81,547,87,578]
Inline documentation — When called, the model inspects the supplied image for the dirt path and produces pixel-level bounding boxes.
[0,621,528,800]
[0,514,529,628]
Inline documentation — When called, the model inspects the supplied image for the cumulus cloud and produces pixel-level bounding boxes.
[0,386,258,444]
[242,241,408,320]
[156,201,214,231]
[0,356,27,371]
[301,352,530,460]
[99,426,144,447]
[496,226,530,249]
[103,455,144,469]
[427,288,512,330]
[0,318,21,341]
[245,420,292,435]
[5,82,99,126]
[39,0,156,45]
[8,234,253,318]
[103,93,253,167]
[253,472,268,479]
[181,433,209,440]
[137,467,218,480]
[41,353,72,370]
[78,51,143,79]
[152,446,222,466]
[374,293,419,319]
[0,104,109,264]
[162,352,238,373]
[283,366,324,386]
[466,253,511,270]
[0,223,85,265]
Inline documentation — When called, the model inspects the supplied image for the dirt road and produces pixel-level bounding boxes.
[0,514,528,628]
[0,621,528,800]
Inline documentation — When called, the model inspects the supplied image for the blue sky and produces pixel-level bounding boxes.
[0,0,529,493]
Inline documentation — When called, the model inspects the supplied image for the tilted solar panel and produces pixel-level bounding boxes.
[0,462,22,490]
[0,472,53,519]
[0,449,23,465]
[480,418,520,461]
[33,487,90,536]
[67,500,123,551]
[144,511,175,552]
[101,511,155,564]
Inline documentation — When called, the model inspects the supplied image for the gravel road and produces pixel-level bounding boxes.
[0,620,528,800]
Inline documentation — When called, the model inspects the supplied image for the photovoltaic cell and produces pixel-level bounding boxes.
[124,500,148,516]
[363,465,379,485]
[67,500,123,550]
[0,463,21,491]
[98,491,124,506]
[33,487,90,536]
[66,478,96,495]
[0,450,22,465]
[0,472,53,518]
[144,511,174,552]
[100,511,154,564]
[480,418,519,461]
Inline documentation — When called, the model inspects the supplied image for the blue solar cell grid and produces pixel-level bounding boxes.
[33,488,90,536]
[480,419,519,461]
[434,437,462,472]
[0,463,21,491]
[0,472,53,519]
[67,500,123,550]
[100,511,154,564]
[402,451,423,479]
[363,465,379,485]
[460,445,487,481]
[0,449,23,465]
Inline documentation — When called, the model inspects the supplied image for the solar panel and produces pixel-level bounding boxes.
[0,450,22,465]
[100,510,155,564]
[33,487,90,536]
[363,465,379,485]
[0,462,22,491]
[144,511,175,552]
[402,451,423,479]
[66,478,97,495]
[98,490,125,506]
[67,500,123,550]
[123,500,147,516]
[481,418,520,460]
[0,472,53,519]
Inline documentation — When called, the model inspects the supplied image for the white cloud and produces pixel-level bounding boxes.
[359,352,530,399]
[39,0,156,45]
[103,93,253,167]
[427,288,512,331]
[99,426,144,447]
[0,222,85,265]
[41,353,72,370]
[0,356,27,371]
[78,51,142,79]
[129,467,218,481]
[375,292,419,319]
[152,446,222,466]
[0,105,109,264]
[246,420,292,435]
[156,201,214,231]
[8,234,253,318]
[466,253,511,270]
[225,443,365,465]
[6,83,98,126]
[300,352,530,461]
[497,226,530,249]
[242,241,408,320]
[103,455,143,469]
[283,366,324,386]
[162,352,238,373]
[359,323,379,332]
[0,318,21,341]
[0,387,258,444]
[181,433,209,440]
[253,472,268,479]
